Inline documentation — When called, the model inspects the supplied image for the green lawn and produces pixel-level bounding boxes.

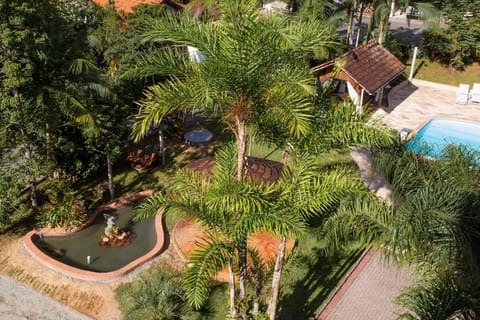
[407,58,480,86]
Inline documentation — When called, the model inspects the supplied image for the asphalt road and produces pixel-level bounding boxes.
[340,13,427,46]
[0,275,92,320]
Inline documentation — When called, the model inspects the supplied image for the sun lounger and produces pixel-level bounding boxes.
[471,83,480,103]
[456,84,469,105]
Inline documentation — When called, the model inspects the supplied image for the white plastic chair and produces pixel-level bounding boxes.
[471,83,480,103]
[456,84,469,105]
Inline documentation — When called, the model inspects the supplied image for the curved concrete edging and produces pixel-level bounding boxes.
[23,190,166,283]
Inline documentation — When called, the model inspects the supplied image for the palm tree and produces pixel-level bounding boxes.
[396,269,480,320]
[324,144,480,284]
[266,149,366,320]
[123,0,339,182]
[135,145,304,318]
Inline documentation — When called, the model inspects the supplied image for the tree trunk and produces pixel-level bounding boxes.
[235,116,247,182]
[378,18,385,45]
[29,180,38,210]
[228,261,237,319]
[106,152,114,200]
[355,2,365,47]
[238,239,247,300]
[364,7,375,44]
[253,268,262,316]
[23,145,38,211]
[158,129,165,166]
[389,0,395,17]
[267,237,287,320]
[346,4,355,46]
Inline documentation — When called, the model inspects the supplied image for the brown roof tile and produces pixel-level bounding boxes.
[185,157,283,184]
[314,41,406,94]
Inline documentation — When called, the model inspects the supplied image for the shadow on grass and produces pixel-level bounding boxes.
[279,246,362,320]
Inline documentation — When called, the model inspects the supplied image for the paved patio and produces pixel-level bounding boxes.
[318,79,479,319]
[378,79,480,131]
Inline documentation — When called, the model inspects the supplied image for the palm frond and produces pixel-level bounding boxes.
[183,238,234,309]
[134,192,169,221]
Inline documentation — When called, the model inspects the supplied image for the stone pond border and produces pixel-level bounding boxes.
[23,190,166,283]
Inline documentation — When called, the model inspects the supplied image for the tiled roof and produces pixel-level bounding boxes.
[91,0,184,13]
[315,41,406,94]
[184,157,283,184]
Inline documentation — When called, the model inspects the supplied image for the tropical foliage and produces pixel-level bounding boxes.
[115,266,197,320]
[324,142,480,316]
[135,142,367,319]
[124,0,340,181]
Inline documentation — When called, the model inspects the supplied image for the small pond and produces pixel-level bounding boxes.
[33,205,156,273]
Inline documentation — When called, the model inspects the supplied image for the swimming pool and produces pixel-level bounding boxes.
[406,119,480,158]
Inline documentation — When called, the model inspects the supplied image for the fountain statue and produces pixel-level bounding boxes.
[99,213,135,247]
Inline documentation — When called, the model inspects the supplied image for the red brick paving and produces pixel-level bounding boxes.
[319,250,411,320]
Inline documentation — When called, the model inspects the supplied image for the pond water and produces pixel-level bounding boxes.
[33,205,156,273]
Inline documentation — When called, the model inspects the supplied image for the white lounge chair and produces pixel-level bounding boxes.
[471,83,480,103]
[456,84,469,105]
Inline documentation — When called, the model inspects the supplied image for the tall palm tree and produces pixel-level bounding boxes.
[266,149,366,320]
[135,145,305,318]
[123,0,339,182]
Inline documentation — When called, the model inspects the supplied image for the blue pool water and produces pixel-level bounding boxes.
[406,119,480,158]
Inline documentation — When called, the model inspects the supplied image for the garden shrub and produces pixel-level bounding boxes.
[115,267,198,320]
[37,175,87,228]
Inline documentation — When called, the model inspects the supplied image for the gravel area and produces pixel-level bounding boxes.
[0,275,93,320]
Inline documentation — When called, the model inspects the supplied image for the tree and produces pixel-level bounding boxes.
[327,143,480,263]
[135,145,301,318]
[0,0,68,211]
[265,149,365,319]
[397,269,480,320]
[124,0,340,182]
[324,144,480,315]
[63,5,136,198]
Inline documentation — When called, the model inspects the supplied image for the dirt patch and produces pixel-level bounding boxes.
[173,217,295,281]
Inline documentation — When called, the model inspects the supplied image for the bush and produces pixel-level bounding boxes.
[115,267,198,320]
[37,175,87,228]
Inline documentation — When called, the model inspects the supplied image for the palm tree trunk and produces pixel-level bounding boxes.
[253,267,262,316]
[378,18,386,45]
[355,2,365,47]
[346,4,355,46]
[267,237,287,320]
[364,7,375,44]
[106,152,114,200]
[228,261,237,319]
[238,239,247,319]
[235,115,247,182]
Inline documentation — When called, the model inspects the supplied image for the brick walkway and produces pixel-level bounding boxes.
[318,251,412,320]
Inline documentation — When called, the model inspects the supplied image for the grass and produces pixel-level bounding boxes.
[407,58,480,86]
[247,138,283,162]
[279,228,362,319]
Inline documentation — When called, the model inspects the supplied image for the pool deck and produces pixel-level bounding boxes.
[318,79,478,319]
[377,79,480,132]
